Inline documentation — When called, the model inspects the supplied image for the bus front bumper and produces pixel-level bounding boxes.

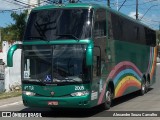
[22,95,91,108]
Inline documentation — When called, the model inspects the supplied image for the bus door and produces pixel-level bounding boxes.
[92,8,107,94]
[91,46,102,102]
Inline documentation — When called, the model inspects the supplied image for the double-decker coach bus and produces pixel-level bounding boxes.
[7,2,157,110]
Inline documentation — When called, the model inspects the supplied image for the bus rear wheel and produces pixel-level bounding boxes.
[103,87,112,110]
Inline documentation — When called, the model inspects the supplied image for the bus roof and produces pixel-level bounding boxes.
[33,3,154,31]
[33,3,105,10]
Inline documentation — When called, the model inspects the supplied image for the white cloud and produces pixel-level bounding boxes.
[128,11,143,19]
[128,11,159,29]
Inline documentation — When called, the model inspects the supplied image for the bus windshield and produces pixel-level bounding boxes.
[24,8,92,41]
[22,45,88,84]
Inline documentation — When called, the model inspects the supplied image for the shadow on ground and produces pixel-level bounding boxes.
[112,88,153,107]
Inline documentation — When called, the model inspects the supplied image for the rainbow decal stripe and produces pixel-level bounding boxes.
[114,70,141,98]
[97,47,157,105]
[147,47,157,80]
[98,61,142,104]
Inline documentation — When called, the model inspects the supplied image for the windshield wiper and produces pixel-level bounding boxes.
[53,77,82,83]
[65,77,82,82]
[57,34,79,41]
[23,78,46,85]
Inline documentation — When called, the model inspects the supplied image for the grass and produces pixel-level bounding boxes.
[0,91,22,100]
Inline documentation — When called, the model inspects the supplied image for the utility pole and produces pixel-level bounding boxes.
[116,0,118,10]
[38,0,40,6]
[136,0,138,20]
[27,0,39,17]
[107,0,110,7]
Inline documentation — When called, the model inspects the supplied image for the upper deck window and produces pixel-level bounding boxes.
[24,8,93,41]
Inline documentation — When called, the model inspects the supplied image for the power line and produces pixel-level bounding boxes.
[14,0,30,6]
[140,5,158,20]
[120,0,158,6]
[118,0,126,11]
[3,0,25,6]
[0,0,47,13]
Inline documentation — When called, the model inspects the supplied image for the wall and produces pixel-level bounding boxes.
[0,41,21,92]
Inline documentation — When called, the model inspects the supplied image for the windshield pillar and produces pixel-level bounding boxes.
[86,41,93,66]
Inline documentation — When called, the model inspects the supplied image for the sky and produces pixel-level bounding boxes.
[0,0,160,30]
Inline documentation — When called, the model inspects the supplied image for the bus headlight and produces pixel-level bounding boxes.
[71,91,89,97]
[23,91,36,96]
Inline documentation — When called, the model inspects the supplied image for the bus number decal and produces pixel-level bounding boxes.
[24,86,34,91]
[75,86,84,91]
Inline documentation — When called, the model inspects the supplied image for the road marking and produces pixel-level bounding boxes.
[0,101,23,108]
[157,63,160,65]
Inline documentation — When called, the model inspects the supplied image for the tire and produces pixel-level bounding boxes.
[145,80,150,93]
[140,79,146,95]
[103,87,112,110]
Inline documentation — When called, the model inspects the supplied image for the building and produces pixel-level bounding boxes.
[0,41,21,92]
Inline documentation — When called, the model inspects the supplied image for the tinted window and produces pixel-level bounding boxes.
[94,9,106,37]
[109,12,156,46]
[24,9,93,41]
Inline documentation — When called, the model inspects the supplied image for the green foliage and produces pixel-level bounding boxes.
[1,10,28,42]
[156,30,160,45]
[1,26,16,42]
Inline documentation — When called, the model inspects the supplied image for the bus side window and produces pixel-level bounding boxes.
[94,9,106,38]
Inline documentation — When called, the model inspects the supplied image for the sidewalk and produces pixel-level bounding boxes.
[0,96,22,107]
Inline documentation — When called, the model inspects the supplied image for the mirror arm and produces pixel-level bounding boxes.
[7,44,22,67]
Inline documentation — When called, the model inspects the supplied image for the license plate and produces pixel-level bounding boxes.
[48,101,58,106]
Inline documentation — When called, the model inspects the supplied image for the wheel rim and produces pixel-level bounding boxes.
[141,81,146,94]
[106,91,111,103]
[142,84,145,91]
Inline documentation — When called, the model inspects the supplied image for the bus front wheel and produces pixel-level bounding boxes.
[103,87,112,110]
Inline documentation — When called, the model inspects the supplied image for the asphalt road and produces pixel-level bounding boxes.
[0,64,160,120]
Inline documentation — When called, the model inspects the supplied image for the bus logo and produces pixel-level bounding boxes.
[50,91,55,96]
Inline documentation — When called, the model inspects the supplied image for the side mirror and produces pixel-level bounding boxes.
[7,44,22,67]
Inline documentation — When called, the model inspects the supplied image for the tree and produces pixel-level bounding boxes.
[1,26,16,42]
[1,10,28,42]
[10,10,28,41]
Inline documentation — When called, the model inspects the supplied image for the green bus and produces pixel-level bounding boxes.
[7,2,157,110]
